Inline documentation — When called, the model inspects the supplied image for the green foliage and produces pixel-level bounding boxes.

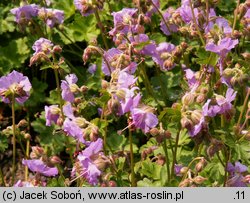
[0,37,30,74]
[59,14,100,44]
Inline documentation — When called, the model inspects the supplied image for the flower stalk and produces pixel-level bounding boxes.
[188,0,205,46]
[129,129,136,187]
[11,95,16,185]
[94,8,109,50]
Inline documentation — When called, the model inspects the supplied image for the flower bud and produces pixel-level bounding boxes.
[193,176,207,184]
[242,52,250,60]
[180,167,189,174]
[29,52,50,66]
[69,84,79,93]
[195,158,206,172]
[50,155,63,164]
[196,94,206,103]
[191,110,202,124]
[156,154,165,166]
[149,128,159,136]
[75,117,87,128]
[108,180,117,187]
[32,146,44,156]
[181,117,192,129]
[108,98,121,115]
[56,117,64,126]
[30,152,39,159]
[163,59,174,70]
[101,80,109,89]
[17,119,28,128]
[178,179,191,187]
[93,155,110,171]
[24,133,31,140]
[182,92,195,106]
[164,130,171,139]
[156,134,164,143]
[52,45,62,53]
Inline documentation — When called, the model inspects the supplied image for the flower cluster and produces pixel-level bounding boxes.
[0,70,32,104]
[11,3,64,29]
[3,0,249,188]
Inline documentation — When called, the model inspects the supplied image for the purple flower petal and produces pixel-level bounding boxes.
[22,159,58,177]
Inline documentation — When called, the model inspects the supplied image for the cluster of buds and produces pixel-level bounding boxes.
[206,138,224,158]
[30,146,62,167]
[82,45,99,64]
[101,180,117,187]
[182,84,209,106]
[223,64,248,87]
[195,157,207,173]
[172,42,188,58]
[38,8,64,28]
[74,0,105,16]
[141,146,158,160]
[149,126,171,144]
[82,124,100,142]
[179,171,207,187]
[181,110,202,129]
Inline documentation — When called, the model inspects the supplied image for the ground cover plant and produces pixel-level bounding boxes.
[0,0,250,187]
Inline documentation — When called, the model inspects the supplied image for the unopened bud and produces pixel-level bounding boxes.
[32,146,44,156]
[182,92,195,106]
[179,179,191,187]
[52,45,62,53]
[181,117,192,129]
[193,176,207,184]
[101,80,109,89]
[143,16,151,24]
[108,180,117,187]
[149,128,159,136]
[29,52,50,66]
[196,94,206,103]
[156,154,165,166]
[93,155,110,171]
[242,52,250,60]
[50,106,61,115]
[24,133,31,140]
[75,117,87,128]
[30,152,38,159]
[180,167,189,174]
[191,110,202,124]
[163,59,174,70]
[80,85,88,93]
[50,155,63,164]
[56,117,64,126]
[17,119,28,128]
[69,84,79,93]
[164,130,171,139]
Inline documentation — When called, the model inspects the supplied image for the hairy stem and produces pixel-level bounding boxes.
[181,157,204,182]
[150,0,172,34]
[11,95,16,185]
[129,129,136,187]
[54,69,64,120]
[25,140,30,181]
[223,148,230,187]
[171,129,181,178]
[189,0,205,46]
[232,0,240,34]
[162,139,171,183]
[94,8,109,50]
[88,45,112,74]
[237,88,250,130]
